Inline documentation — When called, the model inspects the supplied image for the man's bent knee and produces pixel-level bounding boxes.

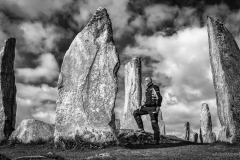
[133,110,139,117]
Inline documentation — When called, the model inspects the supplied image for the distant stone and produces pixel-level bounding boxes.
[193,133,198,143]
[200,103,216,143]
[122,57,141,129]
[199,128,203,143]
[184,122,190,140]
[9,119,54,143]
[115,119,120,130]
[207,16,240,143]
[158,110,166,135]
[0,38,17,143]
[159,120,166,136]
[54,7,120,146]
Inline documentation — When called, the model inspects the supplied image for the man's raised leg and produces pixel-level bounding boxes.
[133,107,148,132]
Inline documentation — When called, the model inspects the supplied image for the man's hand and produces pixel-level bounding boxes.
[152,106,160,114]
[156,106,160,113]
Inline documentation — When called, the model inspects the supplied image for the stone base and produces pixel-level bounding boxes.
[218,127,233,143]
[116,129,194,146]
[54,126,117,150]
[203,132,216,143]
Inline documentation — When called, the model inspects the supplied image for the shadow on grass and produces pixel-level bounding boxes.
[209,141,240,147]
[123,142,208,149]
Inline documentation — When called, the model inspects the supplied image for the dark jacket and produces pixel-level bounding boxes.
[142,82,162,107]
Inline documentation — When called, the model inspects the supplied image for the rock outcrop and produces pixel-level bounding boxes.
[54,7,120,146]
[200,103,216,143]
[184,122,190,140]
[122,57,141,129]
[0,38,17,143]
[117,130,193,145]
[207,16,240,143]
[9,119,54,143]
[158,110,166,135]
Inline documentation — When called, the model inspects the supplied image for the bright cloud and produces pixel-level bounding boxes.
[16,83,57,125]
[20,22,62,53]
[1,0,72,18]
[16,53,59,83]
[73,0,132,39]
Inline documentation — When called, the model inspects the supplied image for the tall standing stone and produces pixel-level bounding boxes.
[158,110,166,135]
[207,16,240,143]
[121,57,141,129]
[200,103,216,143]
[54,7,120,145]
[0,38,17,142]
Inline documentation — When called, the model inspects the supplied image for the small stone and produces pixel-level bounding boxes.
[9,119,54,144]
[193,133,198,143]
[158,110,166,135]
[184,122,190,140]
[199,128,203,143]
[115,119,120,130]
[200,103,216,143]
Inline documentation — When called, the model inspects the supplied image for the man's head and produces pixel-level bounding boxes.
[145,77,152,86]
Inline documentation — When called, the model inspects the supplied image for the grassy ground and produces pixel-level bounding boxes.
[1,142,240,160]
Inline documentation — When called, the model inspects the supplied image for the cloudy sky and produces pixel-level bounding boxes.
[1,0,240,138]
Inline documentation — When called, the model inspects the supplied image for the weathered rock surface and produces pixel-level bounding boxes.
[200,103,216,143]
[54,7,120,145]
[158,110,166,135]
[0,38,17,143]
[184,122,190,140]
[207,16,240,143]
[117,129,193,145]
[9,119,54,143]
[122,57,141,129]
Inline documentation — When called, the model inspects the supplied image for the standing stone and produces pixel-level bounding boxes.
[184,122,190,140]
[0,38,17,143]
[193,133,198,143]
[158,110,166,135]
[200,103,216,143]
[199,128,203,143]
[207,16,240,143]
[54,7,120,145]
[121,57,141,129]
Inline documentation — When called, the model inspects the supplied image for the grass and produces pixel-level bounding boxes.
[1,140,240,160]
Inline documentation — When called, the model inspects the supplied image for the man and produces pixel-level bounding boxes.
[133,77,162,144]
